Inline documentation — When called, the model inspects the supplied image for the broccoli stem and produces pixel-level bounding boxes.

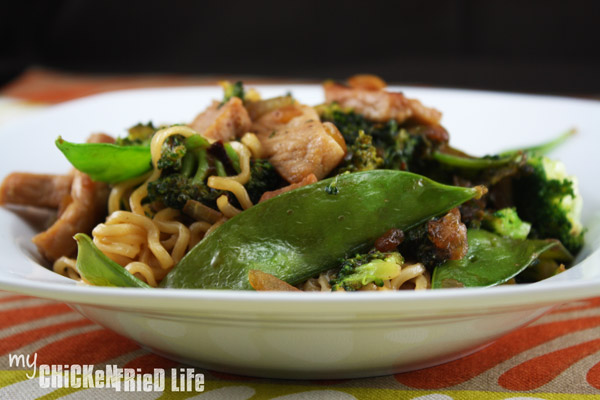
[224,143,241,173]
[192,148,210,184]
[185,134,210,150]
[180,152,196,178]
[215,160,227,177]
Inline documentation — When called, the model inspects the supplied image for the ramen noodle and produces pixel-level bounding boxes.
[0,75,581,291]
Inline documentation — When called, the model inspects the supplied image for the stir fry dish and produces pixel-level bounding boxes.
[0,75,584,291]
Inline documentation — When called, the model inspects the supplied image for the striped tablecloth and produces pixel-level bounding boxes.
[1,68,600,399]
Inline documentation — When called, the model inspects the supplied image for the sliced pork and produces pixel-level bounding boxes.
[0,173,73,209]
[251,104,346,183]
[324,80,442,126]
[32,170,109,261]
[189,97,252,142]
[259,173,318,202]
[2,133,115,262]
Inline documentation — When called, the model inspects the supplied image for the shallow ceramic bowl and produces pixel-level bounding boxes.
[0,86,599,379]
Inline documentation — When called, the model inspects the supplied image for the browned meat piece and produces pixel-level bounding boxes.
[189,97,252,142]
[245,96,295,120]
[32,170,109,261]
[251,104,346,183]
[259,173,318,203]
[374,228,405,252]
[86,132,115,144]
[30,133,113,262]
[248,269,301,292]
[427,208,468,261]
[412,124,449,143]
[324,81,442,126]
[406,98,443,126]
[347,74,387,91]
[0,173,73,209]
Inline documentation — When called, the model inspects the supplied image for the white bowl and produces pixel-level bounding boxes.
[0,85,599,379]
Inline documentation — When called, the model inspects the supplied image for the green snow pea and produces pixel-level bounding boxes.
[74,233,150,288]
[432,151,518,170]
[432,129,576,171]
[431,229,573,288]
[499,128,576,157]
[56,137,152,183]
[160,170,484,290]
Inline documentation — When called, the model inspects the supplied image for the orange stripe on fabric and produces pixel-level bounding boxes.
[586,359,600,389]
[0,69,218,104]
[395,315,600,389]
[0,295,34,304]
[0,303,73,329]
[0,68,308,104]
[124,353,178,374]
[0,319,93,356]
[35,328,139,366]
[550,297,600,314]
[499,338,600,390]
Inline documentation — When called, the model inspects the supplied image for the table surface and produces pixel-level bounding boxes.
[1,68,599,400]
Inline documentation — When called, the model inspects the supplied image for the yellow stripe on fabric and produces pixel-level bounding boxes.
[2,371,600,400]
[37,387,85,400]
[236,386,600,400]
[0,370,29,388]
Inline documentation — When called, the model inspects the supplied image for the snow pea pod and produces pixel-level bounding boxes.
[56,137,152,183]
[499,128,576,157]
[432,151,517,170]
[431,229,573,288]
[74,233,150,288]
[432,129,576,171]
[161,170,484,290]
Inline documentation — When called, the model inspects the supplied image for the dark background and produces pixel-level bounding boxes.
[3,0,600,94]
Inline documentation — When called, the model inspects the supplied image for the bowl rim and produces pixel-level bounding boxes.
[0,84,599,319]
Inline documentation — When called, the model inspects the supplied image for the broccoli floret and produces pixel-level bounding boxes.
[317,103,400,146]
[318,103,437,174]
[331,251,403,291]
[116,122,157,146]
[382,128,428,171]
[147,174,222,210]
[513,155,584,254]
[336,131,383,173]
[146,135,224,210]
[482,207,531,240]
[221,81,245,105]
[316,103,373,144]
[157,135,187,171]
[244,159,285,204]
[147,174,190,209]
[146,148,224,211]
[147,175,194,209]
